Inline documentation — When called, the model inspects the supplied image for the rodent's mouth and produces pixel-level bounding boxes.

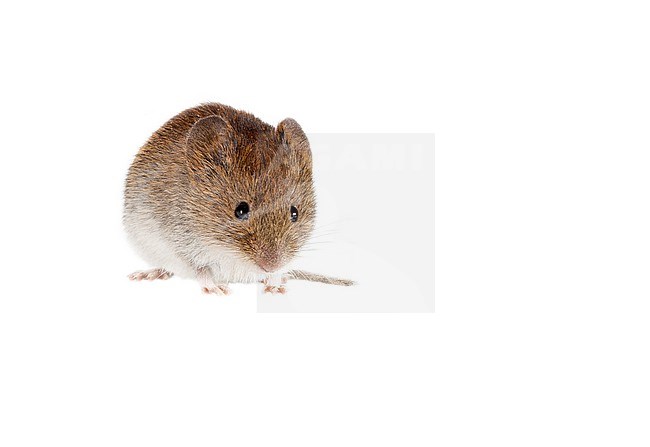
[255,261,284,274]
[254,251,286,274]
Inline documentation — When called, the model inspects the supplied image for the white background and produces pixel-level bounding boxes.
[1,1,649,446]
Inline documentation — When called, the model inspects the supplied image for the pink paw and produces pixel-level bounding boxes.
[201,284,231,295]
[261,276,288,294]
[128,269,174,281]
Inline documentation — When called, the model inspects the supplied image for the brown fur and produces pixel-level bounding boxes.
[124,103,316,276]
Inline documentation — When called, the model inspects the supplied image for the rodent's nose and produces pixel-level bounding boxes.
[256,253,282,273]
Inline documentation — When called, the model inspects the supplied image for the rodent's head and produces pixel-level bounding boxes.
[185,114,316,273]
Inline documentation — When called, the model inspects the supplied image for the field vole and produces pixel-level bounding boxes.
[124,103,352,294]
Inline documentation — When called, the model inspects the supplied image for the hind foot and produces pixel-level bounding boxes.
[128,268,174,281]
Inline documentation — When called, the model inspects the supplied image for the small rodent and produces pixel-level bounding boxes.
[124,103,353,294]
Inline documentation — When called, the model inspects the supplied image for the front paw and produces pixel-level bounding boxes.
[263,284,287,294]
[261,276,287,294]
[201,284,231,295]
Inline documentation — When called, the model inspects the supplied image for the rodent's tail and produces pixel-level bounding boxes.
[286,270,355,286]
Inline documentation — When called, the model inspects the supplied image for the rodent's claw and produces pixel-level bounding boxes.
[261,276,288,294]
[263,285,287,294]
[202,284,231,295]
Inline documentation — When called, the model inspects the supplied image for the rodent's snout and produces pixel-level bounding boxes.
[255,251,283,273]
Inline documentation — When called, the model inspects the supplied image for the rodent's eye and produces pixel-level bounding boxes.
[235,202,250,220]
[290,206,298,223]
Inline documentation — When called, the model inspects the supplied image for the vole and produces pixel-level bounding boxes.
[124,103,353,295]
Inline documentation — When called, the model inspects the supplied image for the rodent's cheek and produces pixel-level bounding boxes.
[287,234,308,255]
[300,221,316,241]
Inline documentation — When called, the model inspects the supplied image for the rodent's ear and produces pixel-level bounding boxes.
[277,118,312,164]
[186,115,233,170]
